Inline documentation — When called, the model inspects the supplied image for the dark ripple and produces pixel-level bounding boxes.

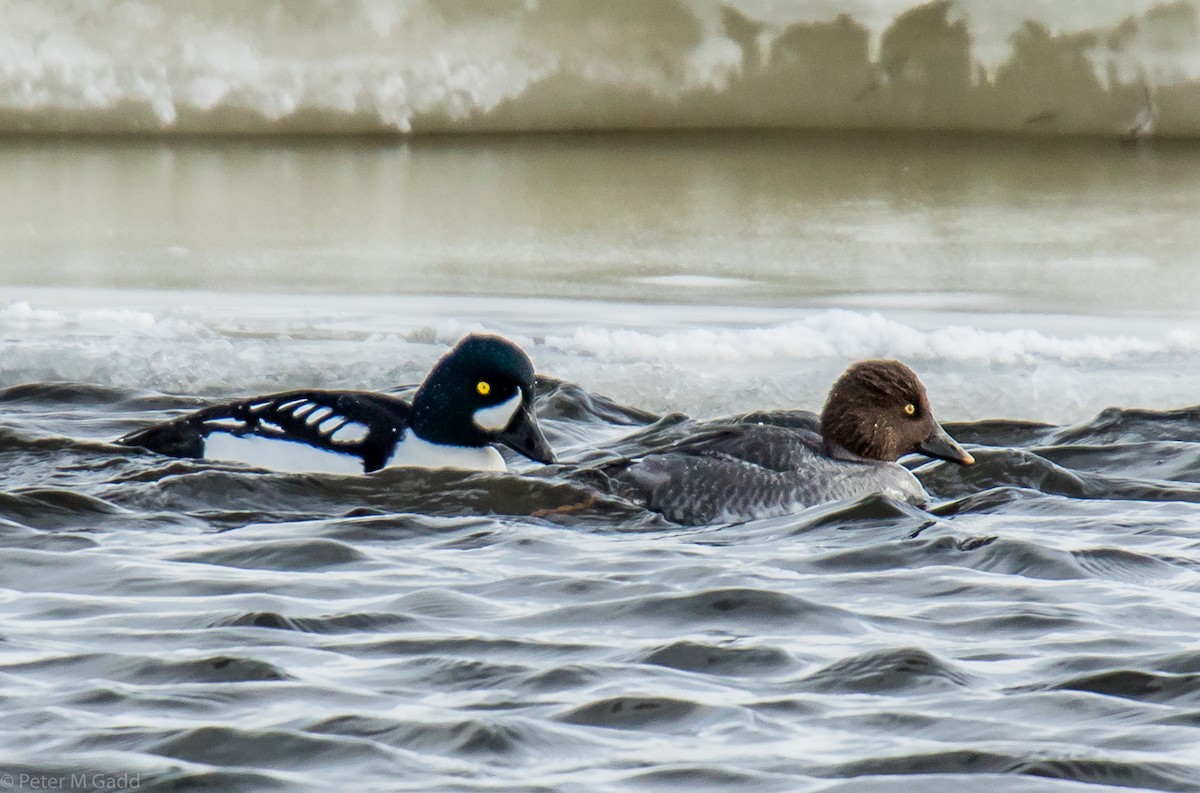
[1151,710,1200,728]
[394,656,534,691]
[560,414,728,484]
[1155,651,1200,675]
[1049,404,1200,446]
[1,652,290,684]
[535,375,659,426]
[534,376,658,450]
[798,647,972,693]
[1046,669,1200,704]
[624,766,787,791]
[640,640,796,676]
[213,610,418,633]
[810,749,1008,778]
[813,750,1199,792]
[812,711,1011,743]
[1072,547,1184,583]
[1018,757,1200,792]
[544,587,863,633]
[929,485,1048,516]
[956,538,1191,583]
[921,447,1200,503]
[793,532,997,574]
[325,635,598,661]
[309,713,588,761]
[101,465,652,528]
[781,493,934,534]
[517,664,603,693]
[945,417,1057,447]
[139,769,296,793]
[772,776,1025,793]
[557,695,721,731]
[1038,441,1200,483]
[302,513,496,543]
[148,725,397,768]
[0,489,127,530]
[0,519,98,550]
[392,587,509,618]
[173,538,369,571]
[971,538,1126,580]
[0,381,137,406]
[937,608,1083,639]
[0,425,79,452]
[64,683,242,714]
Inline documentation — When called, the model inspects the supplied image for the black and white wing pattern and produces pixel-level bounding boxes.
[118,390,412,472]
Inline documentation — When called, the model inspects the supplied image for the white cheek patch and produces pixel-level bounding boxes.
[330,422,370,444]
[472,392,522,432]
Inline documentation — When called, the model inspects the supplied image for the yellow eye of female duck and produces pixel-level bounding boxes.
[904,403,916,415]
[477,381,491,396]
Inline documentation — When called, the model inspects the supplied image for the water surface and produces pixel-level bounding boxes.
[2,134,1200,792]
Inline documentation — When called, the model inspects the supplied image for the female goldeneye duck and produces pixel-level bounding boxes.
[115,334,555,474]
[618,359,973,524]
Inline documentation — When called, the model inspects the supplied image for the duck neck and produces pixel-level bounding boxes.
[824,439,879,464]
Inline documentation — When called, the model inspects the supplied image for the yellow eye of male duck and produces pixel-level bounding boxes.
[904,403,916,415]
[477,381,491,396]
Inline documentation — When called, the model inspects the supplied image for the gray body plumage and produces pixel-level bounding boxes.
[614,360,972,525]
[621,424,928,524]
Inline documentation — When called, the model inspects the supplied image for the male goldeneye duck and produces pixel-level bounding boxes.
[116,334,555,474]
[616,360,973,524]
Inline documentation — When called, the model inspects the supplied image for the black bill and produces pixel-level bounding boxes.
[916,422,975,465]
[495,403,556,464]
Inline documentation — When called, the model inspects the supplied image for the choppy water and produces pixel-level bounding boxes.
[4,123,1200,790]
[5,289,1200,792]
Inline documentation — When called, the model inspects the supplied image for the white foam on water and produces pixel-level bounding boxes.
[6,295,1200,426]
[534,320,1200,425]
[1,301,155,329]
[543,310,1200,366]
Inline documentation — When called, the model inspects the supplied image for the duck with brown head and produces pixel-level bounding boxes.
[616,360,973,525]
[820,360,974,467]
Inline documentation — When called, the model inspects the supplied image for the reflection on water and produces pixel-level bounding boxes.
[1,132,1199,315]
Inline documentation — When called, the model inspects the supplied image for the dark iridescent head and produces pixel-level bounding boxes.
[819,360,973,465]
[410,334,555,464]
